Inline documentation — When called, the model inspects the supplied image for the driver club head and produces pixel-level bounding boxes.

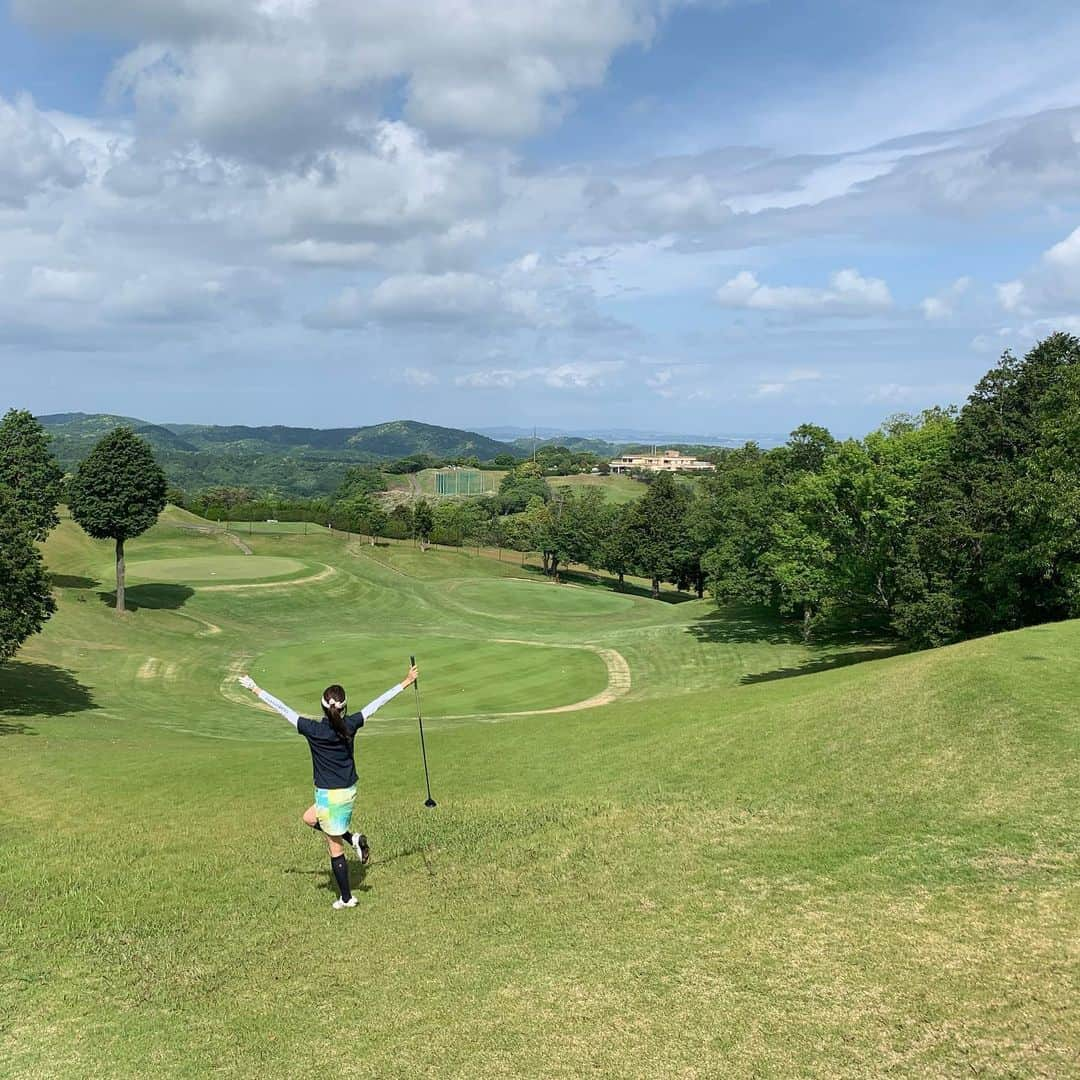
[424,798,437,808]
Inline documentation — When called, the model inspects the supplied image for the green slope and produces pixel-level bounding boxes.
[1,510,1076,1078]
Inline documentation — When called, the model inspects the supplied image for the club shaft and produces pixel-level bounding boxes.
[415,687,434,802]
[411,655,435,803]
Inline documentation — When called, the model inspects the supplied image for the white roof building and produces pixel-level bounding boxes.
[609,449,715,474]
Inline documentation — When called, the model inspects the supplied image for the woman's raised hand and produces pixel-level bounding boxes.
[238,675,259,693]
[402,663,419,688]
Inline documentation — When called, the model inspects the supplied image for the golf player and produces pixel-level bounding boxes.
[238,661,418,909]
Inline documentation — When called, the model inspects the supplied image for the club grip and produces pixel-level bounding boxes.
[410,655,416,666]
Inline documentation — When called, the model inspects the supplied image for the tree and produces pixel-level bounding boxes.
[760,498,835,640]
[67,428,167,614]
[626,472,692,599]
[496,466,550,513]
[696,444,780,607]
[895,334,1080,645]
[365,507,388,545]
[784,423,837,475]
[337,465,387,500]
[0,489,56,661]
[413,499,434,550]
[599,504,636,588]
[0,409,65,542]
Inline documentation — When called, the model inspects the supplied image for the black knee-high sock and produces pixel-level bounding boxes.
[330,854,351,902]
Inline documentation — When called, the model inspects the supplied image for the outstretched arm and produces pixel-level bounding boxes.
[360,663,419,721]
[238,675,300,728]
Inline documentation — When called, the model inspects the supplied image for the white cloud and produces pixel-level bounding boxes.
[0,94,86,206]
[401,367,439,387]
[717,268,892,316]
[454,368,527,389]
[26,267,101,303]
[269,240,379,267]
[996,280,1027,313]
[454,360,622,391]
[17,0,679,159]
[371,272,511,326]
[542,361,622,389]
[1045,225,1080,271]
[751,369,827,397]
[920,276,970,320]
[996,224,1080,317]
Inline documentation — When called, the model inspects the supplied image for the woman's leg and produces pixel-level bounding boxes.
[325,832,352,904]
[302,803,319,828]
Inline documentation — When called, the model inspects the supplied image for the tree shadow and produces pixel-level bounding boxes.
[684,603,906,683]
[520,565,696,604]
[0,660,97,732]
[739,645,907,684]
[686,603,896,646]
[98,584,195,611]
[50,573,100,590]
[685,604,804,646]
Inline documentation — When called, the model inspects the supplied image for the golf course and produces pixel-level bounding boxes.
[1,506,1077,1078]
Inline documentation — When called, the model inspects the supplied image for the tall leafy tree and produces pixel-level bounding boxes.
[895,334,1080,645]
[413,498,434,550]
[0,488,56,660]
[67,428,167,614]
[627,472,691,599]
[365,506,389,545]
[696,444,782,607]
[599,504,636,589]
[0,409,65,542]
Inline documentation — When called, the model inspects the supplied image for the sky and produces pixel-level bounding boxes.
[2,0,1080,437]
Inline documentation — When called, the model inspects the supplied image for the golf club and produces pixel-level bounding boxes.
[411,654,437,808]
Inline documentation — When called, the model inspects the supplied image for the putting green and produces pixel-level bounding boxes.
[448,578,634,617]
[126,556,309,585]
[250,635,609,719]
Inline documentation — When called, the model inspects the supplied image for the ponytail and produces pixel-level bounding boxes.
[321,685,352,746]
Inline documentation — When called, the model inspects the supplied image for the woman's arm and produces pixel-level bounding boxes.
[360,663,419,721]
[238,675,300,728]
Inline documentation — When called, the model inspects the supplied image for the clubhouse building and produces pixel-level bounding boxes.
[609,449,716,474]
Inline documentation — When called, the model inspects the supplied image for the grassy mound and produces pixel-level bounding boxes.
[127,555,309,584]
[447,577,635,617]
[0,511,1076,1078]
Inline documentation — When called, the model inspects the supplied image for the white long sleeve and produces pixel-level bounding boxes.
[254,687,300,728]
[361,682,405,721]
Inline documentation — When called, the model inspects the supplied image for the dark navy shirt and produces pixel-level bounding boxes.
[297,712,365,789]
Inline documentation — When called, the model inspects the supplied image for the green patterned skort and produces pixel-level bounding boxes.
[314,785,356,836]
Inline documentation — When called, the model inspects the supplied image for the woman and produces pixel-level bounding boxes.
[238,661,418,909]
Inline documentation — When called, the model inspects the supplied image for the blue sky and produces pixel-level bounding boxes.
[2,0,1080,437]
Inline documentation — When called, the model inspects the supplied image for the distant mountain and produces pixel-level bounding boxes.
[165,419,513,459]
[39,413,201,457]
[478,425,788,449]
[38,414,520,497]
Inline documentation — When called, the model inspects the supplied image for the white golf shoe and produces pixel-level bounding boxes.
[332,896,358,910]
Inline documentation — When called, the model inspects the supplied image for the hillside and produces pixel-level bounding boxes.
[0,509,1075,1076]
[38,413,519,496]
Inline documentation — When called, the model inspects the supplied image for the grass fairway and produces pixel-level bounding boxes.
[552,472,647,503]
[1,508,1077,1078]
